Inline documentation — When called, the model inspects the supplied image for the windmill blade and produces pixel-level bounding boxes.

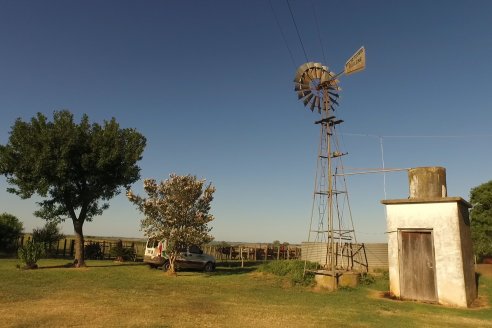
[303,93,314,106]
[301,71,314,84]
[294,63,310,78]
[328,91,339,98]
[294,62,314,81]
[298,89,311,100]
[320,72,330,83]
[310,97,317,111]
[295,83,311,92]
[314,96,320,110]
[305,68,316,82]
[329,96,339,106]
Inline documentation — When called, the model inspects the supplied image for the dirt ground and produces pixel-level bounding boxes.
[476,264,492,277]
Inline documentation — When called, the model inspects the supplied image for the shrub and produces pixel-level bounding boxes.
[109,239,135,261]
[359,273,376,285]
[18,240,44,269]
[85,242,103,260]
[0,213,23,254]
[258,260,318,286]
[32,222,64,257]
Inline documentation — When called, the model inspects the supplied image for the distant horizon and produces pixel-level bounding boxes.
[19,230,393,246]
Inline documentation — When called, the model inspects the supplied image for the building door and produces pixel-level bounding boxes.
[399,230,437,302]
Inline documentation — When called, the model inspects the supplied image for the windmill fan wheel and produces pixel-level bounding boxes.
[294,62,340,113]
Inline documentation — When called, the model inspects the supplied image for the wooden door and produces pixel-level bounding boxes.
[399,230,437,302]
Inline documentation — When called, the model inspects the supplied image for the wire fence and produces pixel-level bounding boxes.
[15,235,390,269]
[16,235,303,262]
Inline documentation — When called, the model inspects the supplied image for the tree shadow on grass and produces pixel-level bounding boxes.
[86,262,147,268]
[203,261,262,276]
[205,266,257,277]
[35,262,146,269]
[171,266,257,277]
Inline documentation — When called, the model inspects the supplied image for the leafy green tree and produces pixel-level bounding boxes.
[470,180,492,259]
[32,221,65,257]
[0,213,23,254]
[0,110,146,266]
[127,174,215,274]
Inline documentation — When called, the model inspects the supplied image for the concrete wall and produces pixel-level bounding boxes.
[457,204,478,304]
[364,243,389,270]
[384,198,476,307]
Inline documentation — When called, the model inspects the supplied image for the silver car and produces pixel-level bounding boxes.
[144,239,216,272]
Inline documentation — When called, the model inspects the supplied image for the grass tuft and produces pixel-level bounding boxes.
[257,260,318,286]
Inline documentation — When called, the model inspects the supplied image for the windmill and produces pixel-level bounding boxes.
[295,47,368,289]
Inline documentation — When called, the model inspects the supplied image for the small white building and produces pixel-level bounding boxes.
[381,167,477,307]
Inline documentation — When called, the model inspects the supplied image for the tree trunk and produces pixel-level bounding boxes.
[168,253,177,275]
[73,220,86,267]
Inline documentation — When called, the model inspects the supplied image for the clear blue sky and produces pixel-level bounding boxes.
[1,0,491,243]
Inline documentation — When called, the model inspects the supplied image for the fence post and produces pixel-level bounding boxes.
[63,239,67,257]
[69,240,75,258]
[240,246,244,268]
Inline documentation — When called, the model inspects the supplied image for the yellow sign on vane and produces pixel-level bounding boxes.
[344,46,366,75]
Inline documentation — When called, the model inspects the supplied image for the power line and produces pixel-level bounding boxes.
[383,134,492,139]
[286,0,309,62]
[341,132,492,139]
[268,0,297,68]
[310,0,327,64]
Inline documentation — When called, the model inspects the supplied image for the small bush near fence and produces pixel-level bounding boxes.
[17,241,44,269]
[85,242,104,260]
[109,240,136,261]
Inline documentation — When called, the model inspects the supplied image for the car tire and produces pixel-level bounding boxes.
[204,262,215,272]
[163,261,171,272]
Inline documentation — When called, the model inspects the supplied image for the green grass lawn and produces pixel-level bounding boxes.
[0,259,491,328]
